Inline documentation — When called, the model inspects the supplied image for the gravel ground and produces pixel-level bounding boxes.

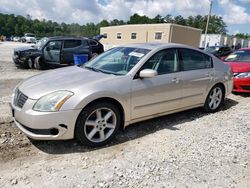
[0,42,249,188]
[0,42,40,123]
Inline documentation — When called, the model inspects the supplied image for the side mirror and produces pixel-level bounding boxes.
[139,69,157,78]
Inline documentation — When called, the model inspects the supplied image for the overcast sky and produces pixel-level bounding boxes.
[1,0,250,34]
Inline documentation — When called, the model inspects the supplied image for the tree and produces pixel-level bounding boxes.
[235,33,250,39]
[173,15,186,25]
[0,12,230,38]
[164,14,174,23]
[128,13,152,24]
[152,14,164,23]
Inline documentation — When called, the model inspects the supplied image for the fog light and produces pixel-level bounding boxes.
[50,128,59,135]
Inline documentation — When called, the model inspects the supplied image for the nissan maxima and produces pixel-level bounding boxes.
[11,43,233,147]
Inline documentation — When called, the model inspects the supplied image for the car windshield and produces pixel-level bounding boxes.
[34,37,48,49]
[224,50,250,62]
[26,34,35,37]
[205,46,219,53]
[84,47,151,75]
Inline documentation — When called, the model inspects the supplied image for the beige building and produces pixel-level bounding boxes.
[100,24,202,49]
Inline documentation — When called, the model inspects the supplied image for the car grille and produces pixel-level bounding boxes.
[241,86,250,90]
[14,89,28,108]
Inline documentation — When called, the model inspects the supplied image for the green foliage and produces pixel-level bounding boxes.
[0,12,229,38]
[234,33,250,39]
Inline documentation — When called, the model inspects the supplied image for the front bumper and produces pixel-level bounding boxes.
[233,78,250,93]
[12,55,28,66]
[10,97,81,140]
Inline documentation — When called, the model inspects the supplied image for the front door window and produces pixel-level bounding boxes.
[44,41,62,63]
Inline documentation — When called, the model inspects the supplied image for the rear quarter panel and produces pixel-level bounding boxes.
[212,57,233,96]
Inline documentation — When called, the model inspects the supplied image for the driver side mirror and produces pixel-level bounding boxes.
[139,69,157,78]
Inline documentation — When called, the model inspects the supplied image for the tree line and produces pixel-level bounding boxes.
[0,13,248,38]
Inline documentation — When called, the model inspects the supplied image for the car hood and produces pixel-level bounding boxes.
[18,66,117,99]
[14,46,38,52]
[224,61,250,73]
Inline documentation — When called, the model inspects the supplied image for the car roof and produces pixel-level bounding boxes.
[206,46,230,48]
[119,42,196,50]
[237,48,250,51]
[48,36,89,40]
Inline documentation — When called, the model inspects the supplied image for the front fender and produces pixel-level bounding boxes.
[62,90,131,123]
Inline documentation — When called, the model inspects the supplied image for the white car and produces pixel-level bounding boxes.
[22,33,36,43]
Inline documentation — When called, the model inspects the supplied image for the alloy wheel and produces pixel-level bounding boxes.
[208,87,223,110]
[84,108,117,143]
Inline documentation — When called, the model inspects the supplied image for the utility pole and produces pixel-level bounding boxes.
[204,0,212,48]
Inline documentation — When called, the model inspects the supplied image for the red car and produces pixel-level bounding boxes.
[224,48,250,93]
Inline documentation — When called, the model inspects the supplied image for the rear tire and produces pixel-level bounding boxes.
[203,85,225,112]
[75,102,121,147]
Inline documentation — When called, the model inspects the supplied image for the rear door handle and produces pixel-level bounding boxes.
[205,72,213,76]
[171,77,180,83]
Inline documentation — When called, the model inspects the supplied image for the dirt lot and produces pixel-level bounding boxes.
[0,42,249,188]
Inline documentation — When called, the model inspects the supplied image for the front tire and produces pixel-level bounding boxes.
[75,102,121,147]
[28,58,34,69]
[34,56,46,70]
[203,85,224,112]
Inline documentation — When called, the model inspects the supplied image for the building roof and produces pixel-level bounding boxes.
[120,42,195,50]
[101,23,202,31]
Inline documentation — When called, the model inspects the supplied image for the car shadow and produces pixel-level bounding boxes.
[32,98,238,154]
[233,92,250,98]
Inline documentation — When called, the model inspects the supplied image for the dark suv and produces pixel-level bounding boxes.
[13,36,104,69]
[205,46,233,59]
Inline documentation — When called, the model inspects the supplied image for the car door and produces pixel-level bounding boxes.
[43,40,62,64]
[88,39,103,54]
[61,39,86,65]
[131,49,182,120]
[178,48,214,107]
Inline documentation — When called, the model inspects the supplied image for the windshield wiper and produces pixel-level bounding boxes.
[84,66,122,75]
[84,66,101,72]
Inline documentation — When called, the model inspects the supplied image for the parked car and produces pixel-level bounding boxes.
[10,43,233,147]
[13,36,21,42]
[21,33,36,43]
[205,46,233,59]
[13,36,104,69]
[223,48,250,92]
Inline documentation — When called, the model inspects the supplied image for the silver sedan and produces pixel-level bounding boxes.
[11,43,233,147]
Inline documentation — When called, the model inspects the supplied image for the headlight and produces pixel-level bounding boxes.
[235,72,250,78]
[33,91,74,112]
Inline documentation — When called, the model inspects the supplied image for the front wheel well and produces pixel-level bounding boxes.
[77,97,125,130]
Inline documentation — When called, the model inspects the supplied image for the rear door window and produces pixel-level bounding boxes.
[179,48,212,71]
[88,39,99,46]
[63,40,82,49]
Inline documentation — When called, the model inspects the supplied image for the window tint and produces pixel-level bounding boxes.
[141,49,178,75]
[63,40,82,48]
[225,50,250,62]
[179,49,212,71]
[47,41,62,50]
[131,33,137,39]
[88,39,98,46]
[155,32,162,40]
